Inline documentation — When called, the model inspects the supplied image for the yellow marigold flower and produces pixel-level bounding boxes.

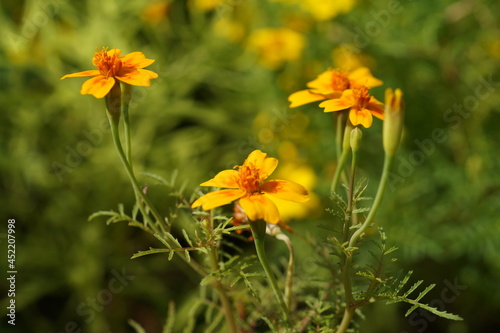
[288,67,382,108]
[191,0,222,11]
[248,28,305,70]
[301,0,356,21]
[191,150,309,224]
[319,86,384,128]
[61,47,158,99]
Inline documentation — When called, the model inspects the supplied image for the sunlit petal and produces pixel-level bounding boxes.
[260,180,309,202]
[116,69,157,86]
[121,52,155,68]
[80,76,115,99]
[350,108,373,128]
[348,67,383,88]
[239,195,281,224]
[191,189,245,210]
[319,97,353,112]
[288,90,326,108]
[200,170,239,188]
[61,70,100,79]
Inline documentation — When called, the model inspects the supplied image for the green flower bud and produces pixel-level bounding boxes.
[350,127,363,152]
[383,88,404,155]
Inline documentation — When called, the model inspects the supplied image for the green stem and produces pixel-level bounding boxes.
[275,232,295,311]
[108,114,164,229]
[336,154,395,333]
[331,148,350,195]
[121,83,133,165]
[249,220,291,325]
[348,154,394,248]
[336,307,355,333]
[335,112,345,163]
[208,213,238,333]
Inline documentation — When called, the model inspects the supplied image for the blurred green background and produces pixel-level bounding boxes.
[1,0,500,332]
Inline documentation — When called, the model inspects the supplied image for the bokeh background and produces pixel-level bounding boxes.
[1,0,500,332]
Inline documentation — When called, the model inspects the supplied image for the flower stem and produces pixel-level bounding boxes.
[108,112,208,277]
[275,232,295,310]
[331,148,350,195]
[107,114,164,230]
[348,153,394,248]
[207,212,238,333]
[121,83,133,164]
[249,220,291,325]
[336,307,355,333]
[336,153,395,333]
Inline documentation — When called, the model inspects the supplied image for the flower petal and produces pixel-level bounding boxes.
[349,108,373,128]
[368,102,384,120]
[116,68,158,86]
[306,69,334,93]
[80,76,115,98]
[191,189,245,210]
[200,170,239,188]
[348,67,383,88]
[244,150,277,180]
[239,195,281,224]
[319,97,353,112]
[121,52,155,69]
[260,180,310,202]
[61,70,100,80]
[288,89,326,108]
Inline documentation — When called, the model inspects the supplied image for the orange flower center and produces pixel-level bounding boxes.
[93,47,123,78]
[330,70,350,92]
[352,86,371,110]
[237,164,262,194]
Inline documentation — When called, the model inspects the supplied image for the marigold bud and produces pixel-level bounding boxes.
[350,127,363,152]
[383,88,404,155]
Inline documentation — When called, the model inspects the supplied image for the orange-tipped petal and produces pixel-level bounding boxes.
[368,102,385,120]
[80,76,115,98]
[260,180,309,202]
[350,109,373,128]
[239,195,281,224]
[319,98,353,112]
[200,170,239,188]
[61,70,100,80]
[116,68,157,86]
[288,90,326,108]
[121,52,155,68]
[348,67,383,88]
[191,189,245,210]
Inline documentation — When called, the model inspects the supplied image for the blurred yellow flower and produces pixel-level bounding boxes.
[192,0,222,11]
[332,45,376,72]
[141,0,171,25]
[248,28,305,69]
[192,150,309,224]
[213,18,245,42]
[61,47,158,99]
[302,0,357,21]
[288,67,382,108]
[268,142,320,222]
[319,86,384,128]
[272,0,356,21]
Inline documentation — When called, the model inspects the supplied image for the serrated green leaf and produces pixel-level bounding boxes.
[132,248,172,259]
[414,284,436,302]
[403,280,424,298]
[182,229,194,247]
[352,207,370,214]
[404,301,463,320]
